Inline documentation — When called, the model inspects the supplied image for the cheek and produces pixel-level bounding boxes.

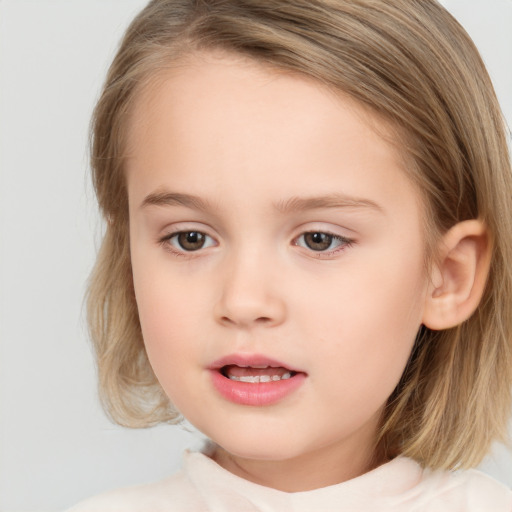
[130,246,201,376]
[302,248,425,333]
[135,277,198,358]
[299,245,427,395]
[131,232,199,338]
[134,278,209,411]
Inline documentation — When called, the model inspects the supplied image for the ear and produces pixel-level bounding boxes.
[422,220,492,330]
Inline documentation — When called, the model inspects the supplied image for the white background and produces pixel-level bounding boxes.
[0,1,511,510]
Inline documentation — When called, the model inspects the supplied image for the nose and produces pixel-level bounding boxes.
[213,249,287,329]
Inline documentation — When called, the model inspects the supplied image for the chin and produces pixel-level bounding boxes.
[202,423,308,462]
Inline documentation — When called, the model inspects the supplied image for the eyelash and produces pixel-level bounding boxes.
[159,230,216,257]
[293,231,354,257]
[158,230,354,257]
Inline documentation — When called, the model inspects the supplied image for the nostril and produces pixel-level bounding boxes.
[219,314,276,327]
[255,316,272,324]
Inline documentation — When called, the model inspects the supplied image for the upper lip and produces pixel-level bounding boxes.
[208,353,305,374]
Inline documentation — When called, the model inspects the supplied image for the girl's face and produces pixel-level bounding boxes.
[126,52,430,490]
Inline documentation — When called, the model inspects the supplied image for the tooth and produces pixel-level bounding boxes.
[251,365,269,369]
[240,375,259,383]
[228,373,294,383]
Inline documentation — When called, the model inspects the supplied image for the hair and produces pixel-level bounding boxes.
[87,0,512,470]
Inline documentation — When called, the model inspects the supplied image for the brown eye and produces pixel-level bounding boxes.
[295,231,352,254]
[162,230,216,254]
[176,231,207,251]
[303,232,334,251]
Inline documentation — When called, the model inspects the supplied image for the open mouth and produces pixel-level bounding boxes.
[220,364,296,383]
[209,355,306,406]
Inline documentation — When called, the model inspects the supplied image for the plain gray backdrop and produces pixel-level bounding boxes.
[0,1,511,510]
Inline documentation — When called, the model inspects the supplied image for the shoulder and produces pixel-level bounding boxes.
[65,469,205,512]
[418,466,512,512]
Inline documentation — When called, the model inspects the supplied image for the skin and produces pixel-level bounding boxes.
[126,51,432,492]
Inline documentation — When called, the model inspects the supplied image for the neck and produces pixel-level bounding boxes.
[211,436,386,492]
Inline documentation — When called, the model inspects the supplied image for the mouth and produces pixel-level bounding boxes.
[209,354,306,406]
[220,364,296,383]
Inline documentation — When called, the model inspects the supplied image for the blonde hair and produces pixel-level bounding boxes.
[87,0,512,469]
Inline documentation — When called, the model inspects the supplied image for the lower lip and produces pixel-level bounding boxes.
[210,370,306,406]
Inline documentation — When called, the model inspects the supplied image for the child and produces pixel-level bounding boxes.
[69,0,512,509]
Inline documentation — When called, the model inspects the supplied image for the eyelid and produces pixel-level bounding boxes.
[156,223,355,258]
[293,229,355,257]
[158,225,219,256]
[157,221,216,241]
[173,232,216,249]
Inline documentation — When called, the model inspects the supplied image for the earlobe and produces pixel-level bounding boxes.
[422,220,492,330]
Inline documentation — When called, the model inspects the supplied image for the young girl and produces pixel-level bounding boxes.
[69,0,512,509]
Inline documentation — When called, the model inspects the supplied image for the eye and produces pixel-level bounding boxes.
[295,231,352,253]
[163,231,216,252]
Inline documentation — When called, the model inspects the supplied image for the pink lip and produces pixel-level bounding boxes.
[209,354,304,373]
[209,353,307,406]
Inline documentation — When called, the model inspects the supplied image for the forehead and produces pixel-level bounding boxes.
[124,51,419,215]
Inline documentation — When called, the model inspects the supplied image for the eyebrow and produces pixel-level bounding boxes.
[274,193,384,214]
[140,190,384,214]
[140,191,214,211]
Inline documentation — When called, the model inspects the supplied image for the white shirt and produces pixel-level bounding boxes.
[67,447,512,511]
